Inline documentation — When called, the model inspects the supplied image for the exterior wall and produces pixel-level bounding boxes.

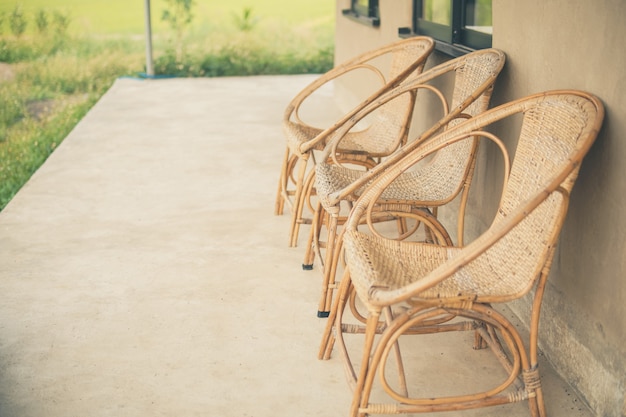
[333,1,626,416]
[490,2,626,416]
[333,0,413,111]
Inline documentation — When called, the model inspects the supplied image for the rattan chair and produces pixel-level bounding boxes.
[324,91,604,417]
[275,37,435,247]
[307,49,506,317]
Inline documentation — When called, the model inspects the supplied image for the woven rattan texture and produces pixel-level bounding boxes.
[344,92,603,307]
[315,49,505,211]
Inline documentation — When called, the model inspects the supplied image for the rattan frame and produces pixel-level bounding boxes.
[322,90,604,417]
[307,49,506,317]
[275,37,435,247]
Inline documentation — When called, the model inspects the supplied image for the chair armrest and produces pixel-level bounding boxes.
[363,184,570,307]
[286,39,434,154]
[284,38,427,128]
[283,62,386,128]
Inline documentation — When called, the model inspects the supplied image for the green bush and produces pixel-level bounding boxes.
[231,7,259,32]
[34,9,49,34]
[0,38,33,61]
[154,42,333,77]
[9,4,27,37]
[162,0,194,62]
[0,84,26,130]
[17,49,142,95]
[51,9,71,36]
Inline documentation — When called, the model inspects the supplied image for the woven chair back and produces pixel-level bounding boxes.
[483,93,603,298]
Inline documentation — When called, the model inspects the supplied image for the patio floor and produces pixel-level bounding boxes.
[0,75,593,417]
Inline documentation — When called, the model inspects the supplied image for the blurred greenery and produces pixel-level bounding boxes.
[0,1,335,210]
[0,0,334,35]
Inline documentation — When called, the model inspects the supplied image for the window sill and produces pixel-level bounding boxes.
[398,28,475,57]
[342,9,380,27]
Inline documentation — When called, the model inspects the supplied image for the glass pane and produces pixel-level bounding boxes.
[464,0,492,34]
[422,0,451,26]
[353,0,373,16]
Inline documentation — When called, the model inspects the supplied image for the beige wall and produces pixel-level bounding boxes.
[333,0,413,111]
[333,1,626,416]
[491,2,626,416]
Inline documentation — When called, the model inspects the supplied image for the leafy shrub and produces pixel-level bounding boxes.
[0,85,27,143]
[162,0,194,62]
[232,7,259,32]
[35,9,49,34]
[154,43,333,77]
[51,9,71,36]
[9,4,27,37]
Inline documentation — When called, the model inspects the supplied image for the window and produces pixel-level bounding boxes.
[410,0,492,55]
[342,0,380,27]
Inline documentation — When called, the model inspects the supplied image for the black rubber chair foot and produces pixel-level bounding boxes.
[302,264,313,270]
[317,311,330,318]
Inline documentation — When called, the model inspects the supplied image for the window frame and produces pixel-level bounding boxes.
[342,0,380,27]
[408,0,492,56]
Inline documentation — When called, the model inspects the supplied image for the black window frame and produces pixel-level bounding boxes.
[342,0,380,27]
[405,0,492,56]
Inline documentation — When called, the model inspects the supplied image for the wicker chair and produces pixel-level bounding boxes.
[275,37,435,247]
[308,49,506,317]
[324,91,604,417]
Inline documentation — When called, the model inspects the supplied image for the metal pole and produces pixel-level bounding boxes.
[144,0,155,77]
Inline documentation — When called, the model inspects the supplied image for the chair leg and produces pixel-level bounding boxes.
[290,157,319,248]
[302,165,318,218]
[471,303,548,416]
[349,311,381,417]
[338,300,551,415]
[324,228,346,313]
[317,213,339,317]
[274,146,290,216]
[383,306,409,398]
[302,200,323,270]
[526,266,552,417]
[288,154,309,247]
[318,268,351,360]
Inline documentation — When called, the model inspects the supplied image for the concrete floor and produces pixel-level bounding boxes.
[0,76,594,416]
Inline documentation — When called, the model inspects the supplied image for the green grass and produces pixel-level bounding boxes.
[0,100,96,209]
[0,1,335,211]
[0,0,335,35]
[0,35,146,210]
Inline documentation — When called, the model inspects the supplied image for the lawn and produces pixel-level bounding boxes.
[0,0,335,35]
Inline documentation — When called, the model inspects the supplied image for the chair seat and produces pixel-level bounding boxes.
[344,229,536,305]
[283,120,403,157]
[315,144,471,211]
